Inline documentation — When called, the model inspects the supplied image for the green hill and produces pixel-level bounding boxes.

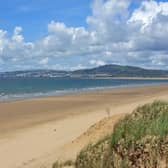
[73,64,168,77]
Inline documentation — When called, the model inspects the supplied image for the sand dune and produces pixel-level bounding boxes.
[1,85,168,168]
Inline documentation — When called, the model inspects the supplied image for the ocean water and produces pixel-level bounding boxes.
[0,77,168,101]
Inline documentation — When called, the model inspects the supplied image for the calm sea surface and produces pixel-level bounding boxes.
[0,77,168,101]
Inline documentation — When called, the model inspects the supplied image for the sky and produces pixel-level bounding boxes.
[0,0,168,72]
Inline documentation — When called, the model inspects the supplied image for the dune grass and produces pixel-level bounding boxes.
[111,101,168,147]
[75,101,168,168]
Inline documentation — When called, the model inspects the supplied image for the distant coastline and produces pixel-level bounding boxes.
[1,64,168,78]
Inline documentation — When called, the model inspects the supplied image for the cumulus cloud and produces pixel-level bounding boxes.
[0,0,168,71]
[128,0,168,56]
[87,0,130,43]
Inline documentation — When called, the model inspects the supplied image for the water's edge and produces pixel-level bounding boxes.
[0,82,167,102]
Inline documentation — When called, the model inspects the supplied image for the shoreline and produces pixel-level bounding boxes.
[1,81,168,103]
[1,84,168,168]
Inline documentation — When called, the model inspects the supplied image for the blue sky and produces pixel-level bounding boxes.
[0,0,168,72]
[0,0,92,41]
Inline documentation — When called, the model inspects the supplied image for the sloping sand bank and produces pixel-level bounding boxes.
[1,85,168,168]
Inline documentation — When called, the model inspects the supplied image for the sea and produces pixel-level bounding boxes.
[0,77,168,101]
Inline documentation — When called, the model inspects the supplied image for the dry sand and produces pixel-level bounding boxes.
[1,85,168,168]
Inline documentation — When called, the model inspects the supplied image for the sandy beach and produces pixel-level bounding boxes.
[1,84,168,168]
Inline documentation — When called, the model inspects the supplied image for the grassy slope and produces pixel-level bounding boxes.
[75,101,168,168]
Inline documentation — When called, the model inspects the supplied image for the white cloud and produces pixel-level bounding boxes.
[87,0,130,43]
[1,0,168,71]
[90,59,105,66]
[39,57,49,65]
[128,0,168,53]
[12,26,24,42]
[0,30,7,54]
